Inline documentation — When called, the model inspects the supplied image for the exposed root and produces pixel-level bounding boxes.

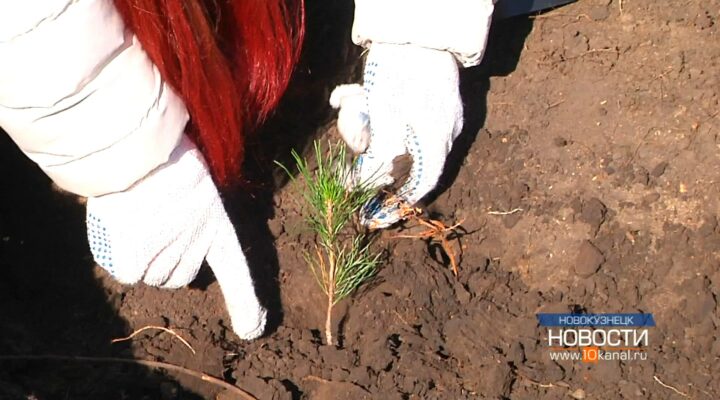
[516,372,571,389]
[391,213,465,276]
[112,326,196,354]
[653,375,690,398]
[487,208,524,215]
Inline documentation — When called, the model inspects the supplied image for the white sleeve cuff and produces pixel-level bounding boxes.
[352,0,495,68]
[0,0,187,197]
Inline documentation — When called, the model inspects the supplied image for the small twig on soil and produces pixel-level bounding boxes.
[517,372,571,389]
[392,310,411,327]
[487,208,523,216]
[653,375,690,398]
[112,326,196,355]
[0,355,257,400]
[619,0,624,14]
[546,100,565,111]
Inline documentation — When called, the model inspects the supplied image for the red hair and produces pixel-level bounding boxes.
[114,0,304,186]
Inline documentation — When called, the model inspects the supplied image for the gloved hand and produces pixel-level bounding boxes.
[330,43,464,229]
[86,136,266,340]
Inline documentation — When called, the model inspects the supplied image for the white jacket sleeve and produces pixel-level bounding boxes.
[352,0,495,68]
[0,0,188,197]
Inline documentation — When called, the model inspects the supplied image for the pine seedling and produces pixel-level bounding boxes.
[278,141,380,346]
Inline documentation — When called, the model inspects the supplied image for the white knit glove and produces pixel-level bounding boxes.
[86,136,266,340]
[330,43,463,229]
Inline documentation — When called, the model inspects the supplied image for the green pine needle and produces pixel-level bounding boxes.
[333,235,381,303]
[276,141,381,345]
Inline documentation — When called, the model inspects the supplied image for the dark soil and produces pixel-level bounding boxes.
[2,0,719,398]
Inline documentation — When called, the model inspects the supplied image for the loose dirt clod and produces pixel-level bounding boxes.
[574,240,605,277]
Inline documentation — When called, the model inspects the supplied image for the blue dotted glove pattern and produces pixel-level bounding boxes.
[401,125,424,200]
[363,60,378,141]
[358,60,427,228]
[87,213,114,274]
